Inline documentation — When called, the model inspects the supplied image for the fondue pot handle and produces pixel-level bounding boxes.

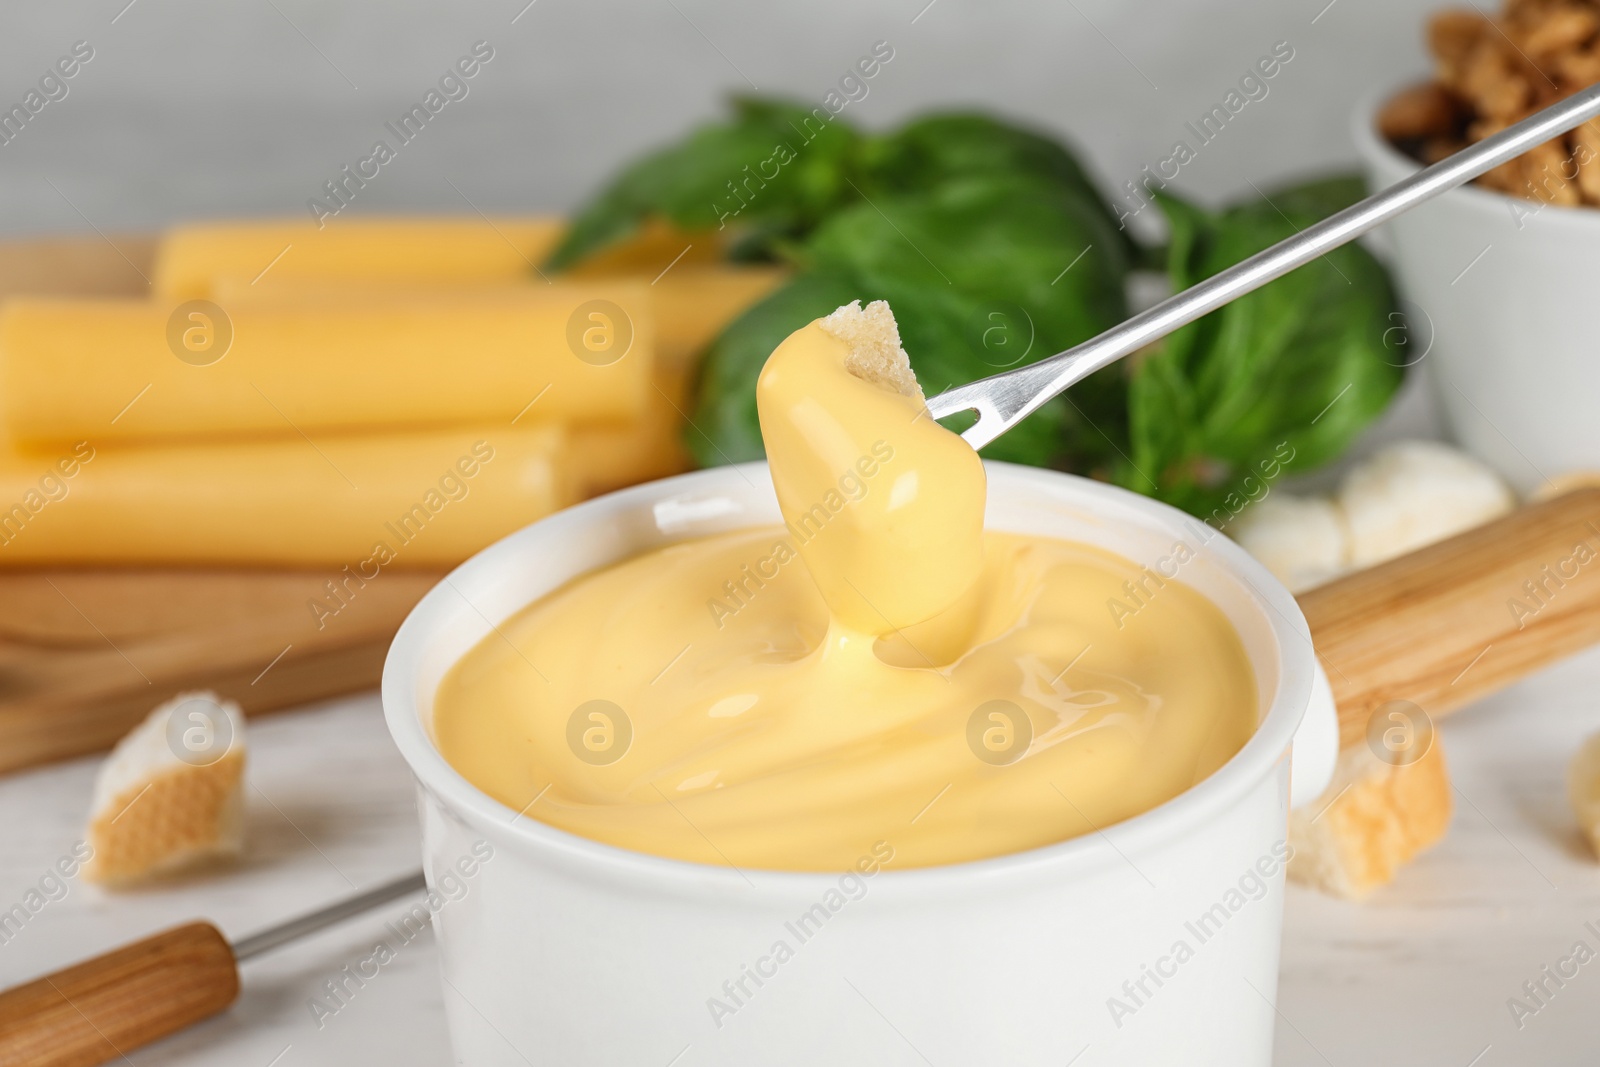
[0,922,239,1067]
[1287,661,1340,809]
[1297,485,1600,749]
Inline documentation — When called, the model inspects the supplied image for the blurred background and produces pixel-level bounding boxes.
[1,0,1432,232]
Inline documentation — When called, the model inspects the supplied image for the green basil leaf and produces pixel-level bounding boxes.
[545,98,862,271]
[859,111,1138,262]
[1123,177,1404,516]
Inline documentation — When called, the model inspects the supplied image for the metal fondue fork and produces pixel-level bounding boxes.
[926,81,1600,450]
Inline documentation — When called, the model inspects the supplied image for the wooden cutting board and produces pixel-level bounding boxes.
[0,567,443,772]
[0,234,449,771]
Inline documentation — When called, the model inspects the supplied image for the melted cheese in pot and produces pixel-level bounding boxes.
[432,311,1256,870]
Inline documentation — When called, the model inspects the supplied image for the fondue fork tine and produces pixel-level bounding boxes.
[926,81,1600,451]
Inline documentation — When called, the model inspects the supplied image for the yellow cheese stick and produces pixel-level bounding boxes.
[211,266,785,371]
[560,218,730,277]
[154,216,730,299]
[570,363,696,497]
[153,217,567,299]
[627,268,783,369]
[0,287,653,447]
[563,268,785,493]
[0,426,569,568]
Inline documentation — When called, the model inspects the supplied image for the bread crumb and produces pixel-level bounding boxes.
[818,300,925,402]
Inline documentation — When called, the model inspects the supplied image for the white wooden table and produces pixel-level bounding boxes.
[3,645,1599,1066]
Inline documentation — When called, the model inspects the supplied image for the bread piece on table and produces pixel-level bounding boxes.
[1288,735,1453,899]
[84,691,246,886]
[1570,730,1600,860]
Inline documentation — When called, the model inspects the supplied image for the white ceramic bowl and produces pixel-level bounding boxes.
[1355,89,1600,493]
[383,462,1332,1065]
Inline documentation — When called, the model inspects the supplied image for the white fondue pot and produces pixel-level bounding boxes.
[383,462,1337,1065]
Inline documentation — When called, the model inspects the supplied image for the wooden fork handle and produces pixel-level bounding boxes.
[0,922,239,1067]
[1299,486,1600,748]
